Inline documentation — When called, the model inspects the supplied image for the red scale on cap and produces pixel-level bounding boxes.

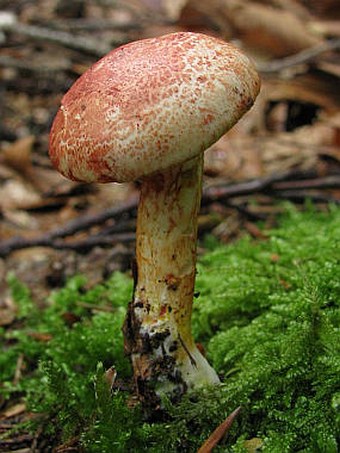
[49,32,260,183]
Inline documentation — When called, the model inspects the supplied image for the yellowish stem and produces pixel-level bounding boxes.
[124,155,219,403]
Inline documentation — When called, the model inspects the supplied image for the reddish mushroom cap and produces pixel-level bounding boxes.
[49,32,260,183]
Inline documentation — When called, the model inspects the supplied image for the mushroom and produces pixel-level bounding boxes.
[49,32,260,407]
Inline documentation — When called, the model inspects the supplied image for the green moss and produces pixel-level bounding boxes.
[1,205,339,452]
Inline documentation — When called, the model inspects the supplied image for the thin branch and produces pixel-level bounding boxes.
[50,232,136,252]
[0,172,338,257]
[0,198,137,257]
[202,172,289,202]
[272,175,340,190]
[202,172,340,203]
[48,197,138,239]
[257,38,340,73]
[1,18,113,56]
[50,18,142,32]
[0,55,70,73]
[273,190,340,204]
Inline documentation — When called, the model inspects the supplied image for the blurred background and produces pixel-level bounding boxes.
[0,0,339,302]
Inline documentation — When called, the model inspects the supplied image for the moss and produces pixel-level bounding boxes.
[1,205,339,452]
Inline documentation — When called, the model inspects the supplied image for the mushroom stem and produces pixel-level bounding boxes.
[123,154,220,404]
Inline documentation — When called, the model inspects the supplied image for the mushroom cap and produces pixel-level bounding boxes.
[49,32,260,183]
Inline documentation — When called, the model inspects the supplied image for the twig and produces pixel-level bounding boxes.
[202,172,340,203]
[197,406,242,453]
[202,172,291,202]
[0,198,137,257]
[0,172,338,257]
[0,55,70,73]
[0,433,33,449]
[76,302,114,312]
[0,233,135,256]
[48,198,137,239]
[1,17,112,56]
[50,18,141,32]
[13,353,25,386]
[30,424,43,453]
[50,232,136,252]
[257,38,340,73]
[273,190,340,204]
[53,436,79,453]
[272,175,340,190]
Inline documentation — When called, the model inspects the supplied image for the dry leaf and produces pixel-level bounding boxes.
[140,0,188,19]
[220,0,322,57]
[309,20,340,38]
[304,0,340,18]
[205,114,338,182]
[28,332,53,342]
[197,407,242,453]
[0,308,16,326]
[204,133,263,181]
[162,0,188,20]
[2,209,39,229]
[261,121,338,174]
[1,135,34,175]
[262,77,340,113]
[0,179,41,211]
[105,366,118,391]
[0,402,26,419]
[184,0,322,57]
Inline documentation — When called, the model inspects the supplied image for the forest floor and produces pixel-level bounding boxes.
[0,0,339,451]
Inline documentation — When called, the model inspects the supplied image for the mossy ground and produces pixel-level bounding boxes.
[1,204,339,452]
